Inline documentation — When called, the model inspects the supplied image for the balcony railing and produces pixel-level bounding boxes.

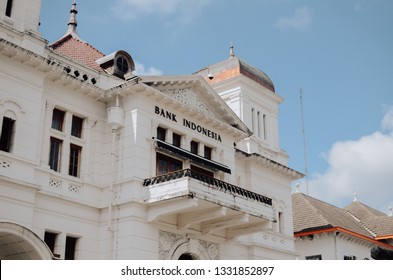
[143,169,272,206]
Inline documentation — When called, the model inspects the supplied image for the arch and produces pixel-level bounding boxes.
[0,222,53,260]
[178,252,199,260]
[0,99,25,114]
[170,238,217,260]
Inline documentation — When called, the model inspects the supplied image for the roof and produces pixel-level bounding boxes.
[345,201,393,239]
[49,35,105,71]
[47,1,105,72]
[194,47,275,92]
[292,192,373,237]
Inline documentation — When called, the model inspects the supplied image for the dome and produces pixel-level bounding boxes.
[194,47,275,93]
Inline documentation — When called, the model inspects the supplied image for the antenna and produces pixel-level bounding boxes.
[300,88,309,194]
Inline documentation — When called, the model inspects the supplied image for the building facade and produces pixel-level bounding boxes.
[0,0,302,259]
[293,192,393,260]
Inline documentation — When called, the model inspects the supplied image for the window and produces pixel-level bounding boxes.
[157,126,166,141]
[191,165,214,178]
[204,146,212,160]
[156,153,182,175]
[190,141,199,155]
[172,132,181,147]
[69,144,81,177]
[65,236,78,260]
[251,108,255,133]
[306,255,322,260]
[278,212,284,234]
[71,115,83,138]
[44,231,58,255]
[5,0,13,17]
[0,117,15,152]
[52,109,65,131]
[49,108,85,178]
[49,137,62,171]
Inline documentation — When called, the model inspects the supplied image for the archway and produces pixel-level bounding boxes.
[0,222,53,260]
[178,252,199,260]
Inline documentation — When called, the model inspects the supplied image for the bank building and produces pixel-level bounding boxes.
[0,0,303,260]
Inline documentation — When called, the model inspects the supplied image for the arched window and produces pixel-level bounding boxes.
[178,253,199,260]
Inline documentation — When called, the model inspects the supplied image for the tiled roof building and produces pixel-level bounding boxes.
[293,192,393,260]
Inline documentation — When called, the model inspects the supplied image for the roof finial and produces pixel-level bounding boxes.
[229,43,235,58]
[353,192,358,202]
[295,183,300,193]
[65,1,81,40]
[389,207,392,217]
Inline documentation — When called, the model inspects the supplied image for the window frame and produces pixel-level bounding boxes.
[190,140,199,155]
[157,126,166,141]
[49,137,62,172]
[156,153,183,176]
[69,144,82,177]
[172,132,181,148]
[204,145,212,160]
[305,255,322,260]
[51,108,65,132]
[5,0,13,17]
[44,231,58,255]
[71,115,83,138]
[0,116,15,153]
[65,236,78,260]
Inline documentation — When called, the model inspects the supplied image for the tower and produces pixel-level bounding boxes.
[1,0,45,55]
[195,46,287,164]
[1,0,42,34]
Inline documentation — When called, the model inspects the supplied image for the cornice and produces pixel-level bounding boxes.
[235,148,304,180]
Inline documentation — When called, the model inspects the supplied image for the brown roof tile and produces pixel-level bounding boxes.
[345,201,393,238]
[292,193,373,238]
[49,35,105,72]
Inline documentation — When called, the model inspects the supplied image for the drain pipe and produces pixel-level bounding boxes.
[106,94,124,259]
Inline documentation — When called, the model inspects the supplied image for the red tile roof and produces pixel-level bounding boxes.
[49,35,105,72]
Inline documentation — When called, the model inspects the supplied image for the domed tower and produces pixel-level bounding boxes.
[195,46,286,162]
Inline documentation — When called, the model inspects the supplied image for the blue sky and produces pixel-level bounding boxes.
[39,0,393,213]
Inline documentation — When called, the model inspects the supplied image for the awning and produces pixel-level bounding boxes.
[155,139,231,174]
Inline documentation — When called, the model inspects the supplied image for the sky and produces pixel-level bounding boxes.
[39,0,393,213]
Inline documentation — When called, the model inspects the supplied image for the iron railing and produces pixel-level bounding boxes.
[143,169,272,206]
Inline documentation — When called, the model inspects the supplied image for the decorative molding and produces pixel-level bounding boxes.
[160,88,211,116]
[0,159,11,169]
[158,230,219,260]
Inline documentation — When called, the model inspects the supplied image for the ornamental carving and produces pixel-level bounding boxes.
[160,88,210,116]
[158,230,219,260]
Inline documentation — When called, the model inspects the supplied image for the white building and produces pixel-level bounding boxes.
[0,0,302,260]
[293,192,393,260]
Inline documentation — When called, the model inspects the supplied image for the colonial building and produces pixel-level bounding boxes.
[0,0,302,260]
[293,192,393,260]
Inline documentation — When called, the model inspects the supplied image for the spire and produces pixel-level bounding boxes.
[65,1,81,40]
[229,43,235,58]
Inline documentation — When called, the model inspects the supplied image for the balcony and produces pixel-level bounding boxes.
[143,169,274,239]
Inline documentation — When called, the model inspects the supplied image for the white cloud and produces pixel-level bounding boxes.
[134,61,163,76]
[275,6,312,30]
[382,105,393,132]
[111,0,212,25]
[304,106,393,213]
